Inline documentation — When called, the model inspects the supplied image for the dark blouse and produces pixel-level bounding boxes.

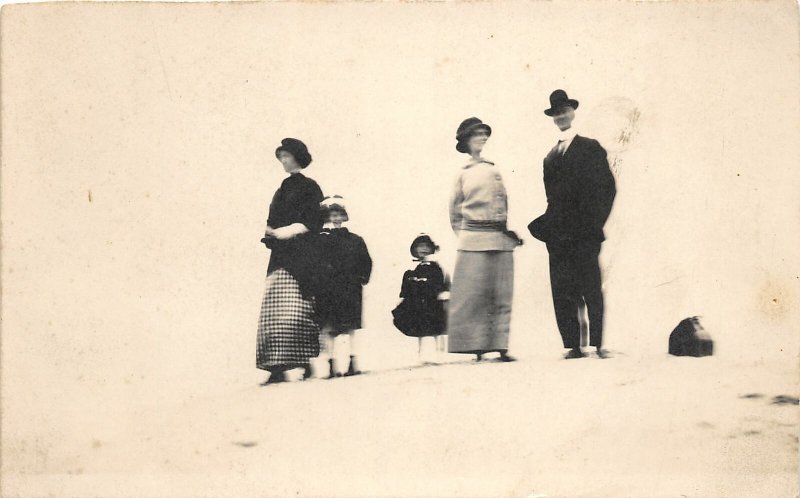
[400,261,449,301]
[264,172,325,287]
[267,173,324,234]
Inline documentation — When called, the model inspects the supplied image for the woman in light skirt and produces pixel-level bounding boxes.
[447,118,522,362]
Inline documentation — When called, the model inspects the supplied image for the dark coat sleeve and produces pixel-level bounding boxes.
[353,236,373,285]
[582,140,616,237]
[531,154,557,243]
[543,158,554,206]
[399,270,413,298]
[266,175,324,231]
[430,263,446,295]
[298,180,325,233]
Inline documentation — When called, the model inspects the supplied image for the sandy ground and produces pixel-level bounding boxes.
[3,348,797,498]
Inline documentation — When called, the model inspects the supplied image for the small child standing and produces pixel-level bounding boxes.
[391,234,450,363]
[316,196,373,378]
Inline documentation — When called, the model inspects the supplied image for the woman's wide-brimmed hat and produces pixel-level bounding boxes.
[455,117,492,153]
[544,89,579,116]
[275,137,313,168]
[410,233,439,259]
[320,195,349,222]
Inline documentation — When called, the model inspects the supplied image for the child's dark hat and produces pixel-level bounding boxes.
[320,195,349,222]
[410,233,439,259]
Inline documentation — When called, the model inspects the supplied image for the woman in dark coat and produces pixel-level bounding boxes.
[256,138,325,385]
[315,196,372,378]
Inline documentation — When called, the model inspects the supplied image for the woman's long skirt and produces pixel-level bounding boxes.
[447,250,514,354]
[256,268,321,372]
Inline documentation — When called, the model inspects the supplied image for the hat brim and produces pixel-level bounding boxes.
[275,146,312,168]
[544,100,579,116]
[410,236,439,258]
[457,122,492,140]
[456,123,492,152]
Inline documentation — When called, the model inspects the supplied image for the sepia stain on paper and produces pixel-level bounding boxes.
[771,395,800,406]
[615,106,641,147]
[758,278,792,322]
[585,97,642,175]
[434,57,451,69]
[88,190,92,202]
[233,441,258,448]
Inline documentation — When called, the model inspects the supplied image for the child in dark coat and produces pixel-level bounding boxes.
[316,196,372,378]
[392,234,450,363]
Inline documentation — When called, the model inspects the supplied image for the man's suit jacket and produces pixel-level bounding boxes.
[529,135,616,244]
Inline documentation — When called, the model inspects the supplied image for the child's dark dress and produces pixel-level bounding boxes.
[392,261,449,337]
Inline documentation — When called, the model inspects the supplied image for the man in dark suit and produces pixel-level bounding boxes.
[529,90,616,359]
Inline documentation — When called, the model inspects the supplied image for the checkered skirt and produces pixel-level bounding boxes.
[256,268,321,371]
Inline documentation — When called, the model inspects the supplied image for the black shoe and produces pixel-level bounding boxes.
[475,353,484,362]
[564,348,586,360]
[261,371,286,385]
[344,356,362,376]
[327,359,340,379]
[596,349,612,359]
[498,351,517,362]
[302,363,314,380]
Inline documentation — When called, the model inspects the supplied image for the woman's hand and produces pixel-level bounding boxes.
[271,223,309,240]
[264,226,275,238]
[270,227,293,240]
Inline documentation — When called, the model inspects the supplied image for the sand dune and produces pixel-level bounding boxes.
[4,350,797,498]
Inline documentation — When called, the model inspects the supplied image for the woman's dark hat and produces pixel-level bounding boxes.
[320,195,349,222]
[455,117,492,153]
[275,138,312,168]
[544,90,579,116]
[410,233,439,259]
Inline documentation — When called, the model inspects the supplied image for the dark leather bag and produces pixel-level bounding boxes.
[668,317,713,357]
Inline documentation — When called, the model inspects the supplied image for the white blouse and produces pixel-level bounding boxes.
[449,158,518,252]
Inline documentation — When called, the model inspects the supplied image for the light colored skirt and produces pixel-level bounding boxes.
[447,251,514,353]
[256,268,321,371]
